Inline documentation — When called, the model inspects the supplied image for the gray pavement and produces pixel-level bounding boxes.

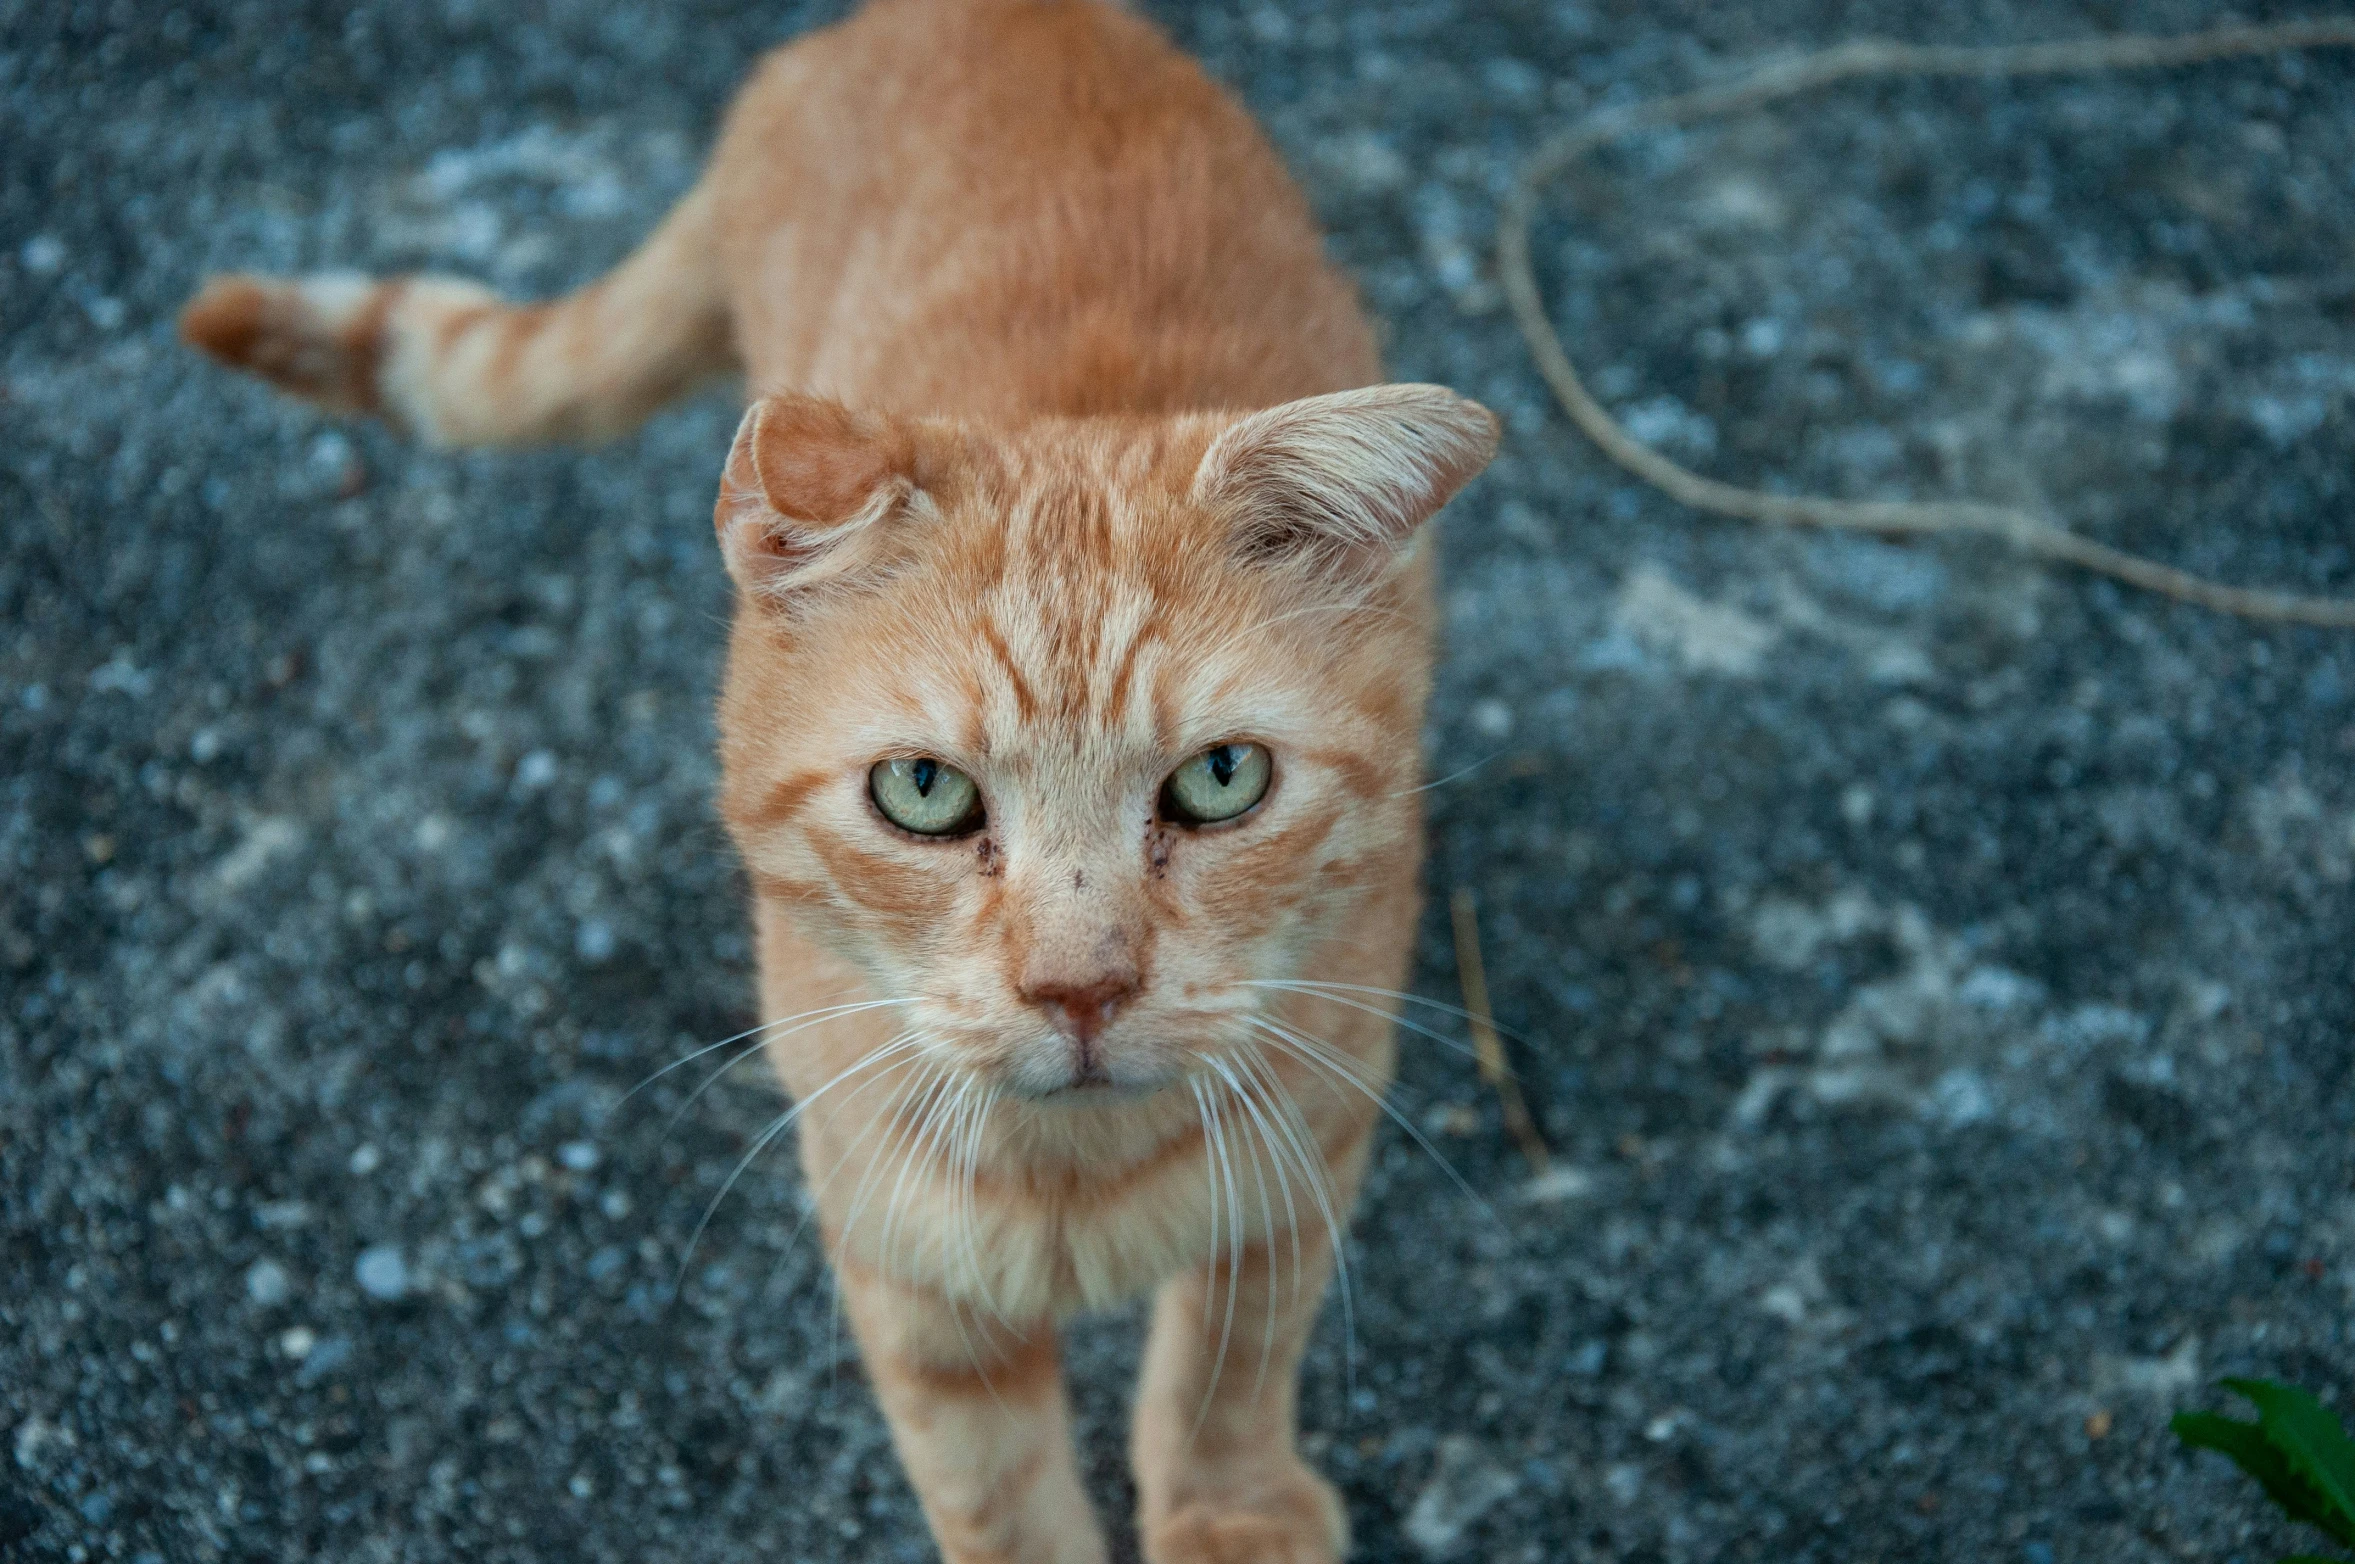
[3,0,2351,1559]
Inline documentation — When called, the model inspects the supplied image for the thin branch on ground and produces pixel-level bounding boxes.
[1498,19,2355,629]
[1448,887,1552,1176]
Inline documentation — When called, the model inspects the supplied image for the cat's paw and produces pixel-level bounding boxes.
[1144,1460,1347,1564]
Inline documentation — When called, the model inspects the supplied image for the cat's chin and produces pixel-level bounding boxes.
[1023,1077,1171,1108]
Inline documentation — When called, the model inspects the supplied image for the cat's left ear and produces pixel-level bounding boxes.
[715,394,931,605]
[1191,384,1499,582]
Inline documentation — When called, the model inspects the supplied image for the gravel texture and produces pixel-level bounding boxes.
[4,1,2353,1560]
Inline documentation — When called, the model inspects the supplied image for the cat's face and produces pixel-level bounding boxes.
[717,389,1494,1102]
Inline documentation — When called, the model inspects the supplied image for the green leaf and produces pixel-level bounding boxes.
[2173,1410,2344,1535]
[2224,1378,2355,1541]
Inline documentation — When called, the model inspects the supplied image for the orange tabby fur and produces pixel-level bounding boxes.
[180,3,1498,1560]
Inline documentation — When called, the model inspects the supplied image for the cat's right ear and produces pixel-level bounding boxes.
[715,395,929,605]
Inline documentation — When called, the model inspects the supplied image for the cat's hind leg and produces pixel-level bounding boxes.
[179,178,733,447]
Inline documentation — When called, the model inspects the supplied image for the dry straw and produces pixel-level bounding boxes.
[1448,888,1552,1176]
[1499,20,2355,628]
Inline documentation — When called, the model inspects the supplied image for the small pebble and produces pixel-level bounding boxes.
[558,1140,600,1173]
[1403,1434,1518,1558]
[1520,1166,1595,1203]
[349,1143,382,1175]
[574,920,617,964]
[308,431,352,472]
[244,1259,291,1308]
[293,1334,354,1386]
[1739,315,1785,356]
[278,1326,316,1361]
[354,1244,409,1301]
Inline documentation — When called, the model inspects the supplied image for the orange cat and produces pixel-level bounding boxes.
[181,1,1496,1558]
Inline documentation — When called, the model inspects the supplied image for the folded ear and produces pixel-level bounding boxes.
[1190,384,1499,582]
[715,395,930,604]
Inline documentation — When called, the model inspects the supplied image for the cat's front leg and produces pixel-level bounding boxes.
[833,1251,1106,1564]
[1130,1111,1374,1564]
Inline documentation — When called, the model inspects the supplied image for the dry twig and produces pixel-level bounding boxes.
[1498,20,2355,628]
[1448,888,1552,1175]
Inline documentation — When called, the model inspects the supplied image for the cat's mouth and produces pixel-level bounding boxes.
[1035,1076,1161,1104]
[1022,1062,1172,1105]
[996,1031,1184,1104]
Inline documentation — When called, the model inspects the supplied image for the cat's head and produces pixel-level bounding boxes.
[715,387,1496,1102]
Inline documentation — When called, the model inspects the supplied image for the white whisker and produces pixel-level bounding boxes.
[1387,749,1503,798]
[816,1058,938,1391]
[959,1083,1003,1324]
[674,1029,925,1296]
[894,1072,1007,1394]
[1218,1052,1304,1315]
[782,1049,929,1264]
[1232,1042,1358,1403]
[833,1062,938,1272]
[624,997,915,1106]
[945,1082,1014,1400]
[1237,979,1493,1061]
[1247,1016,1496,1224]
[1205,1057,1281,1406]
[1189,1076,1248,1439]
[1240,977,1537,1047]
[1187,1079,1220,1355]
[875,1068,957,1285]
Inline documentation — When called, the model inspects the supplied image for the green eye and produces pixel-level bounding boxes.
[1162,742,1272,826]
[870,757,984,836]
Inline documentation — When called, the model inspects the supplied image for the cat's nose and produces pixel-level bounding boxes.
[1025,973,1140,1049]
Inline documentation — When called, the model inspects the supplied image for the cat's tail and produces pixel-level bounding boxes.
[178,179,733,447]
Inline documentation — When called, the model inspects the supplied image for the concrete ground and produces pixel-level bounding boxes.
[3,0,2351,1559]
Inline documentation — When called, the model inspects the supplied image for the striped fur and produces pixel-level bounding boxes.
[179,2,1496,1559]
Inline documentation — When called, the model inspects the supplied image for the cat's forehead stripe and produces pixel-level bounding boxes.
[1095,603,1161,727]
[976,615,1040,724]
[969,560,1190,751]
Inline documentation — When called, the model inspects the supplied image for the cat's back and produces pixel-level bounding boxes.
[710,0,1380,415]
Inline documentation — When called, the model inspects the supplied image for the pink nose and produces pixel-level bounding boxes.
[1025,974,1138,1048]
